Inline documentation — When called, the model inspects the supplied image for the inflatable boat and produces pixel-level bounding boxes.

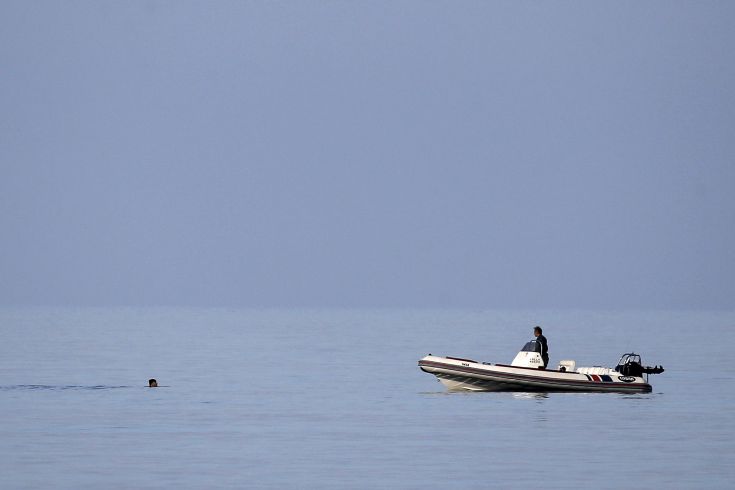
[418,340,663,393]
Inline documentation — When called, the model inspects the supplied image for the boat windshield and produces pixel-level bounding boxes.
[521,340,540,353]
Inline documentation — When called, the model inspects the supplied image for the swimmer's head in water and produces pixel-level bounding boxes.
[148,379,158,387]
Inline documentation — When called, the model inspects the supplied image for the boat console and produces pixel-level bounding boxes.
[510,340,545,368]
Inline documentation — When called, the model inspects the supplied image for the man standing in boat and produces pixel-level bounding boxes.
[534,326,549,368]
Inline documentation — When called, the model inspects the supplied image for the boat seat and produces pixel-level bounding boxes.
[558,360,576,372]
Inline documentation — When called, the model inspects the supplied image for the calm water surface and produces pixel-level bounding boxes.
[1,308,733,489]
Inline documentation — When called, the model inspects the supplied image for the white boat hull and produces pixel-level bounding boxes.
[419,355,653,393]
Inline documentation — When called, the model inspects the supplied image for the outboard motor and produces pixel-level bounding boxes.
[511,340,545,368]
[615,353,664,377]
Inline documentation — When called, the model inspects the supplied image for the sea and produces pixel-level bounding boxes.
[1,307,733,489]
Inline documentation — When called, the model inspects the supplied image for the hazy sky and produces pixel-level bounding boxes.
[1,1,734,308]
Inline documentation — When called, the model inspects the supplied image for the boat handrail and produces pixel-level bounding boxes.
[445,356,478,363]
[495,363,564,372]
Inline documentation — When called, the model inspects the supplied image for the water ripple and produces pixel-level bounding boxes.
[0,385,133,391]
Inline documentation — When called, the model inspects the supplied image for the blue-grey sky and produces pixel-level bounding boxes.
[1,1,734,308]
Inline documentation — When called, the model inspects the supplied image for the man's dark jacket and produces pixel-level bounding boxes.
[537,334,549,367]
